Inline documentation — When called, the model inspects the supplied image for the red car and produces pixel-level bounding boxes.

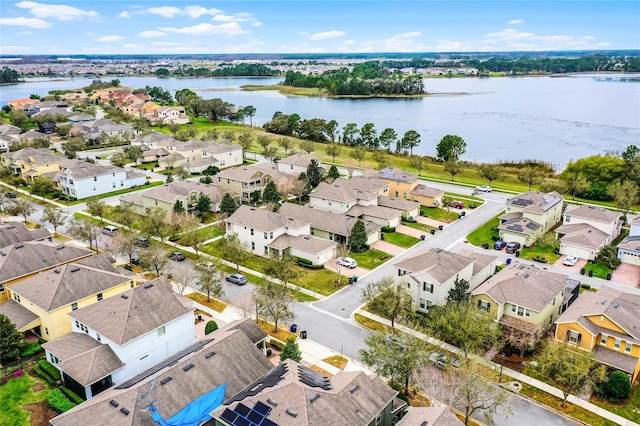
[451,200,465,209]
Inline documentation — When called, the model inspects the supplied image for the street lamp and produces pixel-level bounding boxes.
[499,352,506,383]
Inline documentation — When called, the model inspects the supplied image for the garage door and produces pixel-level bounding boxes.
[620,251,640,266]
[500,231,526,247]
[560,243,593,261]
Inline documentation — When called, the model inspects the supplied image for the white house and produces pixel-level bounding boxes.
[42,278,194,400]
[556,205,622,261]
[55,160,146,200]
[148,106,190,125]
[499,191,564,246]
[276,152,325,175]
[618,215,640,265]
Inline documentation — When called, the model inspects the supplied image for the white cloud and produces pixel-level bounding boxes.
[310,30,345,41]
[382,31,426,52]
[212,14,236,22]
[140,30,166,38]
[251,21,262,27]
[160,22,249,37]
[435,40,472,51]
[343,40,354,46]
[0,16,50,28]
[119,11,130,18]
[16,1,98,21]
[508,19,523,25]
[482,28,611,51]
[1,45,32,54]
[183,5,220,18]
[96,35,124,42]
[147,6,181,18]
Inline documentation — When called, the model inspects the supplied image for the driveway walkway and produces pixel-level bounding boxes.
[371,240,405,256]
[612,263,640,289]
[396,223,427,238]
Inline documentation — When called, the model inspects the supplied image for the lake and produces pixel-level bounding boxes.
[2,74,638,168]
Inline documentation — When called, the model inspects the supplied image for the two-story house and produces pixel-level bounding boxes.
[498,191,564,247]
[119,181,225,217]
[556,205,622,261]
[147,106,190,125]
[55,160,146,200]
[366,166,444,207]
[199,141,243,170]
[225,205,336,265]
[395,248,497,311]
[277,152,326,175]
[1,147,64,183]
[555,285,640,382]
[217,163,290,203]
[618,215,640,265]
[472,262,573,346]
[0,254,135,341]
[42,277,194,399]
[73,119,134,141]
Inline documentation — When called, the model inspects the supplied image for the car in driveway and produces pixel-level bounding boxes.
[428,352,461,369]
[450,200,465,209]
[493,240,507,250]
[136,237,149,247]
[505,242,521,254]
[337,257,358,269]
[169,251,186,261]
[563,254,579,266]
[226,273,247,285]
[476,185,492,192]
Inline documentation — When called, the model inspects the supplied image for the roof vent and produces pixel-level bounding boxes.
[15,244,24,249]
[519,264,525,269]
[309,394,320,403]
[285,409,298,418]
[421,422,429,426]
[7,225,15,229]
[205,351,215,359]
[0,252,5,256]
[121,294,129,299]
[266,398,278,407]
[70,267,81,272]
[601,300,608,305]
[613,302,619,308]
[54,269,60,274]
[523,273,529,278]
[56,246,65,250]
[143,283,154,289]
[349,385,359,393]
[120,408,130,416]
[182,364,194,372]
[109,400,119,407]
[160,377,172,385]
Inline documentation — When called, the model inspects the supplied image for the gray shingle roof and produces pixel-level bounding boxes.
[69,277,192,345]
[0,221,51,249]
[617,235,640,252]
[556,223,608,249]
[0,299,40,330]
[376,166,418,184]
[278,152,319,168]
[58,160,125,180]
[268,234,337,254]
[593,345,638,375]
[398,406,463,426]
[377,196,420,212]
[394,248,475,283]
[507,191,564,213]
[346,204,402,220]
[141,181,225,205]
[564,205,621,223]
[339,176,388,193]
[278,202,382,238]
[457,249,497,276]
[217,162,289,183]
[226,204,309,232]
[410,185,444,198]
[201,141,241,154]
[498,217,541,235]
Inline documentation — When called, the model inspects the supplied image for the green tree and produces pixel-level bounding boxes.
[9,198,35,223]
[447,277,470,303]
[444,159,464,181]
[342,123,359,146]
[428,301,500,359]
[220,193,238,215]
[518,166,542,191]
[608,180,639,217]
[30,176,55,198]
[0,314,24,362]
[173,200,185,213]
[478,163,503,185]
[265,252,301,288]
[124,146,144,164]
[237,133,253,159]
[348,219,368,252]
[372,150,388,170]
[360,332,426,395]
[359,122,378,150]
[67,217,101,252]
[299,139,315,154]
[277,137,294,155]
[361,276,412,331]
[42,206,66,236]
[325,119,338,142]
[202,165,220,176]
[561,155,624,187]
[379,128,398,153]
[142,207,170,242]
[536,341,605,407]
[350,146,366,167]
[263,146,279,162]
[220,233,249,272]
[325,143,342,163]
[86,199,107,223]
[401,130,421,156]
[205,320,218,335]
[244,105,256,127]
[139,243,169,276]
[436,134,466,162]
[306,159,324,188]
[254,281,295,332]
[561,172,589,201]
[326,165,340,182]
[114,203,136,230]
[280,337,302,362]
[409,155,426,176]
[257,135,272,154]
[262,181,281,204]
[598,245,621,269]
[195,261,224,302]
[604,371,631,401]
[195,195,211,220]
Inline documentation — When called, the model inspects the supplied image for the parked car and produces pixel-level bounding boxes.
[450,200,465,209]
[136,237,149,247]
[130,255,141,266]
[5,191,17,198]
[337,257,358,269]
[428,352,461,369]
[476,185,492,192]
[505,242,521,254]
[226,273,247,285]
[493,240,507,250]
[169,251,186,261]
[102,225,119,236]
[563,254,579,266]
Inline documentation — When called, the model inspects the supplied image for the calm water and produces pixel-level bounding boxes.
[2,74,638,168]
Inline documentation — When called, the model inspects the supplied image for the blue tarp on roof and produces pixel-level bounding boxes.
[150,382,227,426]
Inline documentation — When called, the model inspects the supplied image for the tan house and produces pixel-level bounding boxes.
[556,205,622,261]
[409,185,445,207]
[499,191,564,246]
[216,162,290,203]
[277,152,325,175]
[555,286,640,382]
[367,166,444,207]
[119,181,225,216]
[147,106,190,125]
[1,147,64,183]
[618,215,640,265]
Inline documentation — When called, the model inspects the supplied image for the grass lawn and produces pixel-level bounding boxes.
[444,192,485,204]
[420,206,459,223]
[0,374,52,426]
[589,384,640,423]
[135,162,158,171]
[55,181,164,206]
[350,249,393,270]
[401,220,437,233]
[175,225,224,245]
[186,292,228,313]
[257,319,298,341]
[382,231,420,248]
[323,355,348,370]
[520,243,562,264]
[354,313,392,334]
[466,213,502,246]
[584,259,615,279]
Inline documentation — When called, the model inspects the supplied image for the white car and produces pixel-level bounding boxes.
[476,185,492,192]
[337,257,357,269]
[563,255,579,266]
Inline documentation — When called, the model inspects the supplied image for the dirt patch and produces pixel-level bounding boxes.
[28,368,40,379]
[24,401,57,426]
[31,382,45,392]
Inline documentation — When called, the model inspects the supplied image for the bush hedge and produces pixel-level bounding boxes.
[296,257,312,266]
[59,386,84,404]
[32,365,54,386]
[47,389,77,414]
[21,342,42,357]
[381,226,396,233]
[39,359,61,381]
[269,339,285,350]
[205,320,218,335]
[605,371,631,401]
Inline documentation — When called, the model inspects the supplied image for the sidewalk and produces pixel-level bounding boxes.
[356,310,637,426]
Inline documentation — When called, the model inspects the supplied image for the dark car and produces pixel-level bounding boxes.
[136,237,149,247]
[169,251,186,261]
[505,242,521,254]
[226,273,248,285]
[493,240,507,250]
[5,192,17,199]
[450,200,464,209]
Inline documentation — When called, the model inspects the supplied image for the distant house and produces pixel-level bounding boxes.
[42,277,195,399]
[555,285,640,382]
[0,221,51,248]
[618,215,640,265]
[0,147,64,183]
[54,159,146,200]
[216,163,290,203]
[156,139,243,171]
[147,106,190,125]
[367,166,444,207]
[0,123,22,139]
[73,119,133,140]
[556,205,622,261]
[499,191,564,246]
[120,181,225,216]
[130,131,174,149]
[277,152,325,175]
[395,248,497,310]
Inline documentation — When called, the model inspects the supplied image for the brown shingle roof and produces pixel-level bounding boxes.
[398,406,463,426]
[376,166,418,184]
[506,191,564,214]
[0,221,51,249]
[0,299,40,330]
[394,248,475,283]
[340,176,388,193]
[498,217,541,235]
[268,234,337,254]
[593,345,638,375]
[141,181,225,205]
[278,152,319,168]
[564,205,621,223]
[278,202,381,238]
[377,196,420,212]
[226,204,309,232]
[346,204,402,220]
[217,162,288,183]
[410,185,444,198]
[556,223,608,249]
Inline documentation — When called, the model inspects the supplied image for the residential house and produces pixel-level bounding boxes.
[225,205,336,265]
[0,123,22,139]
[119,181,225,216]
[0,241,93,300]
[49,320,274,426]
[147,106,190,125]
[216,163,290,203]
[556,205,622,260]
[0,221,51,248]
[409,185,444,207]
[157,139,243,172]
[67,114,95,124]
[498,191,564,247]
[17,129,48,144]
[24,100,71,117]
[0,135,10,153]
[366,166,444,207]
[618,215,640,265]
[201,141,243,170]
[54,160,146,200]
[42,277,194,399]
[7,98,40,110]
[211,359,406,426]
[472,262,575,346]
[130,131,174,150]
[394,248,497,311]
[278,202,382,246]
[377,196,420,219]
[73,119,134,141]
[0,254,135,341]
[1,148,64,183]
[397,406,463,426]
[554,285,640,382]
[276,152,325,175]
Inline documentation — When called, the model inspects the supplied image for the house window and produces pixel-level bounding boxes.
[14,293,21,303]
[96,334,101,342]
[97,293,103,301]
[158,326,166,337]
[478,300,491,312]
[264,247,269,255]
[71,302,78,311]
[517,306,525,317]
[376,413,382,424]
[601,335,607,345]
[264,232,268,239]
[419,298,433,310]
[251,242,255,251]
[270,232,273,239]
[625,342,632,353]
[565,216,570,223]
[113,182,116,188]
[251,228,254,236]
[567,330,581,344]
[45,328,49,335]
[422,282,434,293]
[614,338,621,349]
[120,181,124,187]
[94,176,97,181]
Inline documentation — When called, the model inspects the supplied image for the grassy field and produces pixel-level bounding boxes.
[175,225,224,245]
[0,374,52,426]
[350,249,393,270]
[382,231,420,248]
[54,181,164,206]
[186,292,228,313]
[420,206,459,223]
[401,220,437,233]
[520,243,562,264]
[583,259,615,279]
[589,385,640,423]
[466,213,502,246]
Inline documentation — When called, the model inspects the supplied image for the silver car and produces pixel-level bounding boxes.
[428,352,461,369]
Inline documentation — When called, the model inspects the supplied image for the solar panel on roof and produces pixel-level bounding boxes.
[297,365,332,390]
[221,408,238,423]
[235,416,251,426]
[248,409,264,424]
[253,401,271,416]
[236,403,251,417]
[225,363,288,404]
[261,419,278,426]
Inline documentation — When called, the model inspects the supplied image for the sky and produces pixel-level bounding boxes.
[0,1,638,55]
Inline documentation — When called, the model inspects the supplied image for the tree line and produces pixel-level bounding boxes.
[155,63,280,77]
[0,67,22,84]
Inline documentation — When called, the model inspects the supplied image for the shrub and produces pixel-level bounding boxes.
[269,339,285,350]
[605,371,631,400]
[47,389,77,413]
[299,263,324,269]
[580,283,591,290]
[279,337,302,362]
[296,257,312,266]
[59,386,84,404]
[39,359,61,381]
[532,255,547,263]
[381,226,396,233]
[20,342,42,357]
[32,365,53,385]
[204,320,218,335]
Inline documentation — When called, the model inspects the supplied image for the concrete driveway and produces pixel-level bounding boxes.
[323,257,368,278]
[396,224,427,239]
[371,240,405,256]
[611,263,640,288]
[552,255,588,273]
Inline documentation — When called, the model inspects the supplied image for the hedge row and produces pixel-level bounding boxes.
[381,226,396,233]
[59,386,84,404]
[39,359,61,381]
[32,365,54,386]
[269,339,285,350]
[47,389,77,414]
[20,342,42,357]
